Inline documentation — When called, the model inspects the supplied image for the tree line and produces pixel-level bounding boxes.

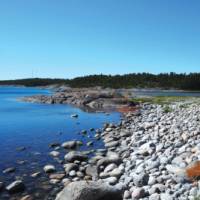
[0,73,200,90]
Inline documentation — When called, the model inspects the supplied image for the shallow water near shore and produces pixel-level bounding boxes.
[0,86,121,199]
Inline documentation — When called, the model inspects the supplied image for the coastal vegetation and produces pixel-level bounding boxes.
[0,73,200,90]
[131,96,194,105]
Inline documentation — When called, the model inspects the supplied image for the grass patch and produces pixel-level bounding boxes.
[130,96,196,105]
[163,105,173,113]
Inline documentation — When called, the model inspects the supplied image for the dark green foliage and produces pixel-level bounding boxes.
[0,73,200,90]
[0,78,69,87]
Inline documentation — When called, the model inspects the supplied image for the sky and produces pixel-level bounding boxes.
[0,0,200,80]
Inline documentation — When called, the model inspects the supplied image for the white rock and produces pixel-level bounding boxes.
[44,165,56,173]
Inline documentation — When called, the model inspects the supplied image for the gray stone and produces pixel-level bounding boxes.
[3,167,15,174]
[64,151,88,162]
[6,180,25,193]
[104,177,118,185]
[148,176,156,186]
[43,165,56,173]
[97,153,122,168]
[49,151,60,157]
[160,193,173,200]
[64,163,78,174]
[20,195,33,200]
[105,141,119,148]
[123,190,131,199]
[109,168,123,178]
[104,163,117,173]
[55,181,123,200]
[69,170,76,177]
[131,187,145,199]
[149,193,160,200]
[71,114,78,118]
[62,141,77,149]
[86,165,98,180]
[133,173,149,187]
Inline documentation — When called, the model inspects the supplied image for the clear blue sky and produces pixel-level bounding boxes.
[0,0,200,80]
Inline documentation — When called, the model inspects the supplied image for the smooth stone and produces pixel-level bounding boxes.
[49,142,60,148]
[55,181,123,200]
[138,142,156,155]
[152,184,166,193]
[160,193,173,200]
[105,128,113,132]
[64,151,88,162]
[62,178,71,186]
[76,171,84,178]
[43,165,56,173]
[160,157,169,164]
[148,176,156,186]
[20,195,33,200]
[149,193,160,200]
[97,153,122,168]
[50,179,60,184]
[31,172,41,178]
[64,163,78,174]
[71,114,78,118]
[131,187,145,199]
[3,167,15,174]
[49,151,60,157]
[105,141,119,148]
[86,165,98,180]
[62,141,77,149]
[6,180,25,193]
[132,173,149,187]
[104,177,118,185]
[69,170,76,177]
[123,190,131,199]
[49,173,65,180]
[104,163,118,173]
[109,168,123,178]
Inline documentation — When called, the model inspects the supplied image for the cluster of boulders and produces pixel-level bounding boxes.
[44,101,200,200]
[2,100,200,200]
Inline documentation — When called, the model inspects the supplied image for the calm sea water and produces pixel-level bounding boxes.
[0,86,121,199]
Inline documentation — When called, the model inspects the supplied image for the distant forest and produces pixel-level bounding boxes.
[0,73,200,90]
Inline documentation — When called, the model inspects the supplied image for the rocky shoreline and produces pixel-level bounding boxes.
[42,99,200,199]
[21,87,136,112]
[2,92,200,199]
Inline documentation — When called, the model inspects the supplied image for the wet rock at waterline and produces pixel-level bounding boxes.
[3,167,16,174]
[43,165,56,173]
[62,141,82,149]
[71,114,78,118]
[64,151,88,162]
[6,180,25,193]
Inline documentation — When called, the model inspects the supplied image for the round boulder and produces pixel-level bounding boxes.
[55,181,123,200]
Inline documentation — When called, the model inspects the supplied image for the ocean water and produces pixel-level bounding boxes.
[0,86,121,199]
